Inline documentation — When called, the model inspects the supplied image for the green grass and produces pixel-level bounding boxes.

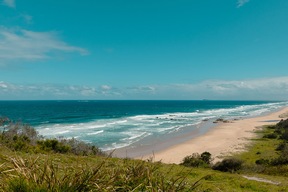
[235,126,282,165]
[1,118,288,191]
[1,145,288,191]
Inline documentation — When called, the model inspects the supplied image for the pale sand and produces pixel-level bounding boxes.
[137,107,288,164]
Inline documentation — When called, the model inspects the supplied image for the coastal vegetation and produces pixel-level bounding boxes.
[1,116,288,191]
[0,117,105,156]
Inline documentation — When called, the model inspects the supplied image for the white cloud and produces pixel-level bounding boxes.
[127,86,156,92]
[0,82,122,99]
[0,81,8,88]
[0,27,88,66]
[237,0,250,8]
[172,77,288,100]
[101,85,111,91]
[1,77,288,100]
[3,0,15,8]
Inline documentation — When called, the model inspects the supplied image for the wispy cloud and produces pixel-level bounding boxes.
[0,82,122,99]
[0,27,88,66]
[2,0,15,8]
[172,77,288,100]
[127,86,156,92]
[21,14,33,24]
[237,0,250,8]
[1,77,288,100]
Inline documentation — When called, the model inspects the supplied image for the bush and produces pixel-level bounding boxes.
[0,117,105,157]
[200,151,212,164]
[276,142,288,151]
[276,119,288,130]
[37,139,70,153]
[212,158,243,173]
[280,130,288,141]
[263,133,278,139]
[0,119,40,150]
[274,119,288,140]
[255,158,270,165]
[60,137,105,156]
[271,147,288,166]
[180,152,212,168]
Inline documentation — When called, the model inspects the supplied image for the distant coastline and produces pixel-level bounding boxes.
[0,100,287,154]
[133,107,288,164]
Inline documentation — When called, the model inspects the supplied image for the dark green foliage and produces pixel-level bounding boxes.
[180,152,212,168]
[273,118,288,141]
[0,120,38,152]
[263,133,278,139]
[37,139,70,153]
[0,117,105,157]
[267,125,276,129]
[212,158,243,173]
[271,146,288,166]
[266,118,288,166]
[255,158,270,165]
[276,119,288,129]
[280,129,288,141]
[276,142,287,151]
[200,151,212,164]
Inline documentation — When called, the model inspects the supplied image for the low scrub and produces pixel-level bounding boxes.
[212,158,243,173]
[263,133,278,139]
[0,117,105,157]
[180,152,212,168]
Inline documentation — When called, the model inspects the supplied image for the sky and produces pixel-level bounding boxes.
[0,0,288,100]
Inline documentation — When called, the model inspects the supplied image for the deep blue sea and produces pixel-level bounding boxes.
[0,100,287,151]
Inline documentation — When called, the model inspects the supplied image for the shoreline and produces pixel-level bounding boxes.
[133,106,288,164]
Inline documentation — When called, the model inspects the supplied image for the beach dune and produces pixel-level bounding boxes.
[137,107,288,164]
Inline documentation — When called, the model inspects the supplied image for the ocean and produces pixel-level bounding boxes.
[0,100,287,151]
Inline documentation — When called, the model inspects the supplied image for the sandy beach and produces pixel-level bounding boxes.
[137,107,288,164]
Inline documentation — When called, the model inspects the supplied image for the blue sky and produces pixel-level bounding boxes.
[0,0,288,100]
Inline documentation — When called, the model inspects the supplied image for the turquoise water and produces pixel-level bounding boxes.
[0,100,287,151]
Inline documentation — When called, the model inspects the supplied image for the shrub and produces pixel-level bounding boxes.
[263,133,278,139]
[276,142,288,151]
[212,158,243,173]
[280,130,288,141]
[0,117,106,157]
[276,119,288,130]
[180,152,212,168]
[267,125,276,129]
[255,158,270,165]
[200,151,212,164]
[271,147,288,166]
[37,139,70,153]
[60,137,105,156]
[0,120,40,150]
[181,153,205,167]
[274,119,288,139]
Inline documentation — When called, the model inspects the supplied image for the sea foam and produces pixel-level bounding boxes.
[35,101,288,151]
